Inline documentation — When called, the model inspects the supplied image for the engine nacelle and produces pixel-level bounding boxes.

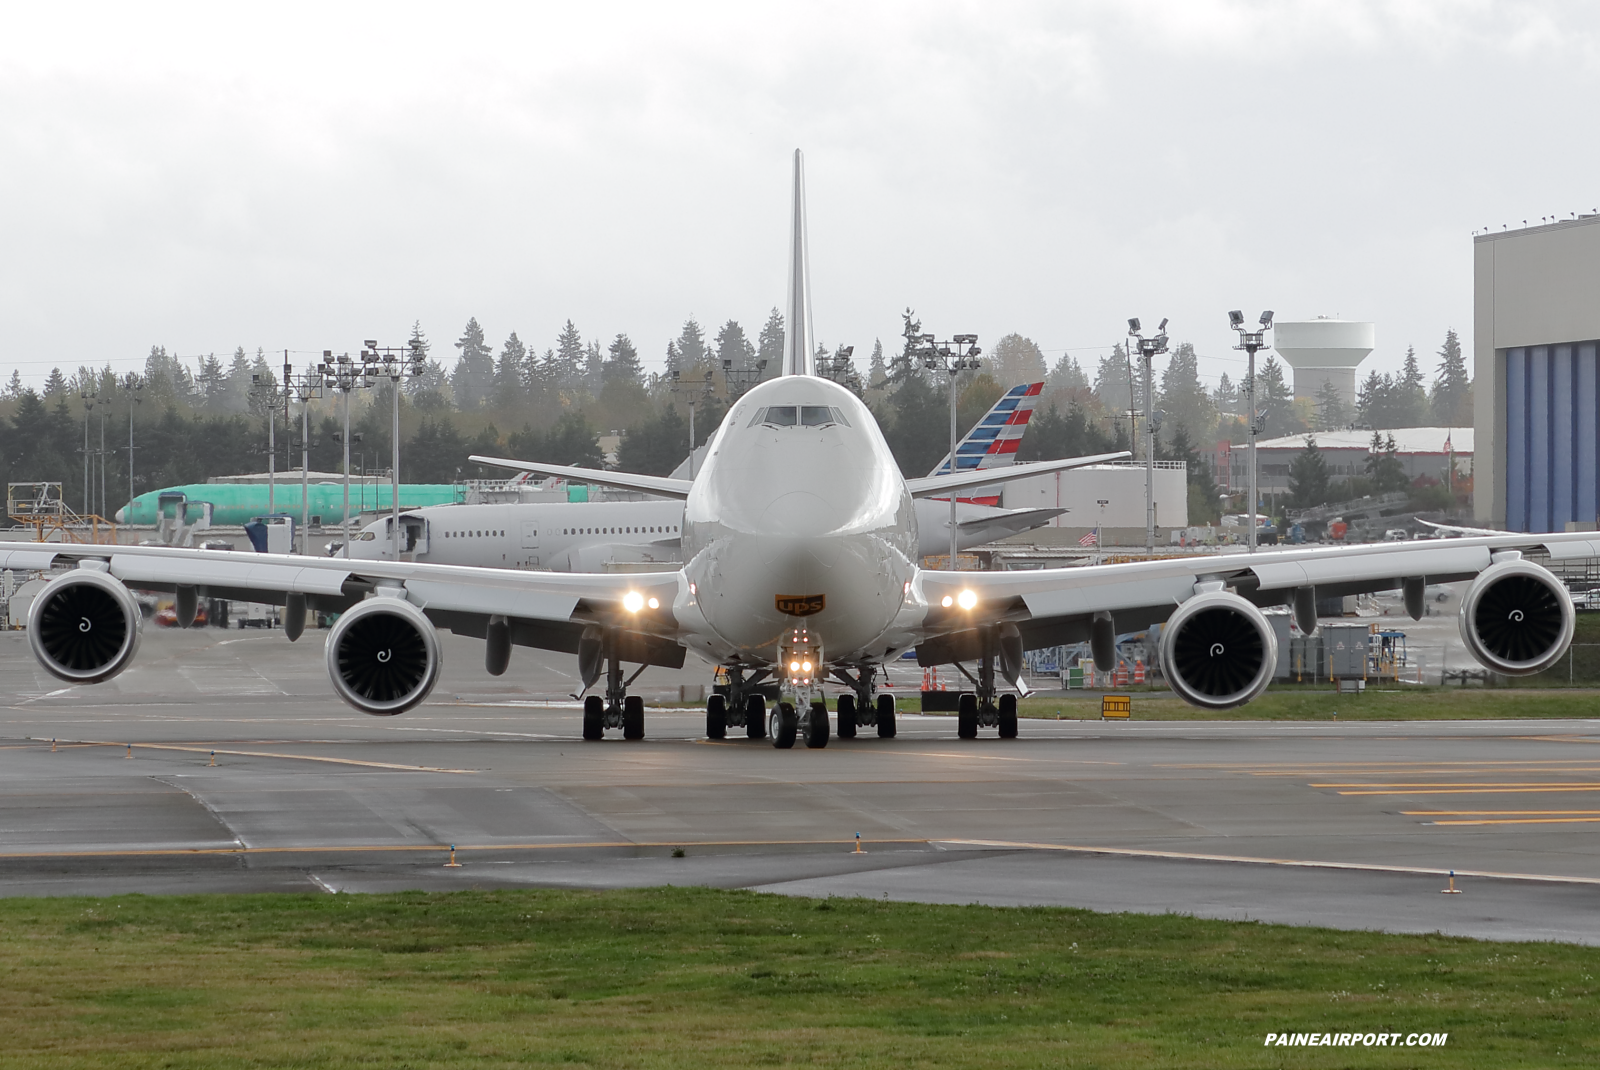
[1459,559,1574,676]
[27,569,143,684]
[324,596,441,715]
[1158,590,1278,710]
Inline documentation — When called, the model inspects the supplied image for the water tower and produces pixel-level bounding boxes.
[1271,318,1375,410]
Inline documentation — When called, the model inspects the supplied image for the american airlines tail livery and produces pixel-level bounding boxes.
[5,150,1586,748]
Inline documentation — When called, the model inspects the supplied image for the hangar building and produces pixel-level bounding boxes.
[1475,213,1600,531]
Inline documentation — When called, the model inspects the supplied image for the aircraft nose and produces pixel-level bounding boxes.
[113,507,125,523]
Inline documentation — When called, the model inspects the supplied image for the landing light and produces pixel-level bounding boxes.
[647,596,660,610]
[941,595,954,608]
[622,591,644,613]
[802,660,812,672]
[790,660,800,672]
[957,589,977,610]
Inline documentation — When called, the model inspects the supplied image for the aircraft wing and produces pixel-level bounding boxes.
[913,530,1600,664]
[905,451,1129,499]
[0,543,687,661]
[469,456,694,499]
[955,507,1068,543]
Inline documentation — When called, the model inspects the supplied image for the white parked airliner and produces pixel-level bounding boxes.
[5,150,1590,748]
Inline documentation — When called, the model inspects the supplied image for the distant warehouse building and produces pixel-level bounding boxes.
[1475,212,1600,531]
[1217,429,1471,496]
[1000,461,1187,546]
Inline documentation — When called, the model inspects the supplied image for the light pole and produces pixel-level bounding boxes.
[285,359,324,554]
[250,362,289,515]
[670,367,716,478]
[80,390,95,516]
[360,339,428,560]
[319,352,375,560]
[918,332,983,568]
[1127,318,1169,552]
[1229,310,1274,553]
[123,374,142,533]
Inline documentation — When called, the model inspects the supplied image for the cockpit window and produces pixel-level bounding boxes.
[831,406,851,427]
[750,404,847,429]
[801,405,835,427]
[763,406,798,426]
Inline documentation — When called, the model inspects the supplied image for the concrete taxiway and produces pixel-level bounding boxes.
[2,627,1599,945]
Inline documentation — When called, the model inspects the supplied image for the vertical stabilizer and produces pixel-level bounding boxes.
[781,149,815,377]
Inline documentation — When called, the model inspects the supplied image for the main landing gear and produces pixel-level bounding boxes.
[954,652,1019,740]
[705,666,771,741]
[582,653,647,741]
[832,665,896,741]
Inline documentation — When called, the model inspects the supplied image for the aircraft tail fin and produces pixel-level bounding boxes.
[926,380,1046,504]
[780,149,815,377]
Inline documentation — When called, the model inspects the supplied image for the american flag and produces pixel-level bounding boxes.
[1443,430,1453,453]
[1078,529,1098,547]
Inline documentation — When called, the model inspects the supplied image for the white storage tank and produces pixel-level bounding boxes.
[1272,318,1375,409]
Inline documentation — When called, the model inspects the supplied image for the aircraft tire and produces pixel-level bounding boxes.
[998,694,1018,739]
[623,696,645,740]
[705,694,727,740]
[772,702,798,749]
[876,695,896,738]
[836,694,857,739]
[582,696,604,741]
[805,700,830,748]
[746,695,767,740]
[957,693,979,739]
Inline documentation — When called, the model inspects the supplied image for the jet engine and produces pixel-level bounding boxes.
[27,568,143,684]
[1459,558,1574,676]
[1158,590,1277,710]
[324,596,441,715]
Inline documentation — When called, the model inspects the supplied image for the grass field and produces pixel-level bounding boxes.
[1,887,1595,1068]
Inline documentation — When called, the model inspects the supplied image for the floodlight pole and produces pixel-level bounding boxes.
[918,333,983,569]
[125,374,142,535]
[361,340,425,560]
[1128,320,1169,553]
[670,368,715,479]
[1230,311,1274,553]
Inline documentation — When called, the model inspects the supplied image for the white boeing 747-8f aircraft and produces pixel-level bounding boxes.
[5,150,1591,747]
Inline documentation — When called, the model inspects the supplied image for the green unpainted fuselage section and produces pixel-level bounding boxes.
[121,482,465,526]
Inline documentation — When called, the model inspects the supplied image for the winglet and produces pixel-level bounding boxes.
[781,149,815,377]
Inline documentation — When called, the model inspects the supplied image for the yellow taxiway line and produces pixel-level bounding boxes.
[40,739,477,775]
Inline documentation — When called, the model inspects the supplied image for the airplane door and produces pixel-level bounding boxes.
[521,521,539,549]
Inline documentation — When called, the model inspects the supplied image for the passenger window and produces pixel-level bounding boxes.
[764,406,798,426]
[801,405,834,427]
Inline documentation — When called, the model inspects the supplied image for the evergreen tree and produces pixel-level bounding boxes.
[1161,425,1221,524]
[1093,344,1136,418]
[5,370,22,397]
[195,352,226,411]
[581,341,604,395]
[450,318,495,408]
[1212,372,1238,419]
[603,333,644,386]
[43,367,67,398]
[1364,431,1409,492]
[988,333,1047,387]
[714,319,754,371]
[756,308,784,376]
[554,320,585,395]
[1045,353,1089,394]
[616,405,687,475]
[1395,345,1429,426]
[404,418,470,482]
[1256,356,1301,438]
[890,308,926,384]
[1431,327,1471,425]
[224,347,253,412]
[403,322,448,403]
[1016,401,1114,463]
[881,371,949,477]
[1314,380,1349,431]
[494,332,527,409]
[675,317,708,370]
[867,338,887,387]
[1287,436,1331,508]
[1157,342,1215,448]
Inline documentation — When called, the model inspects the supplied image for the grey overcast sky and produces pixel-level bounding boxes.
[2,1,1597,392]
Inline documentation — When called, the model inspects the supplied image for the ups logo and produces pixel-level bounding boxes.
[775,593,825,617]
